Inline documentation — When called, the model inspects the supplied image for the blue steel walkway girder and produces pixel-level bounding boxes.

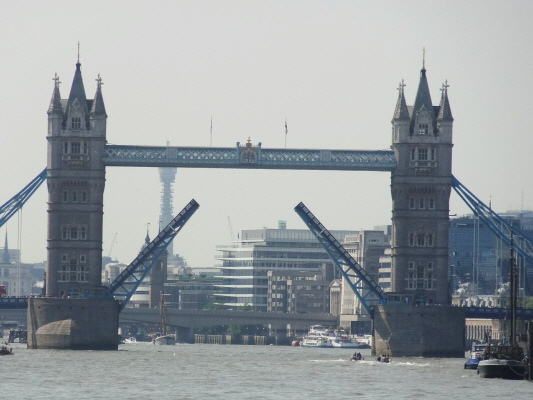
[294,202,386,315]
[0,168,47,229]
[103,144,396,171]
[108,199,200,311]
[451,176,533,279]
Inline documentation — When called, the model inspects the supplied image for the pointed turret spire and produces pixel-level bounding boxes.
[48,73,64,115]
[409,57,435,134]
[392,79,410,121]
[90,74,107,116]
[437,80,454,121]
[63,61,90,128]
[2,232,10,264]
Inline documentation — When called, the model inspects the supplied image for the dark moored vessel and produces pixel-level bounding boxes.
[477,233,527,380]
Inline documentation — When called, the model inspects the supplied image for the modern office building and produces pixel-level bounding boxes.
[449,211,533,295]
[340,228,391,315]
[215,223,357,311]
[267,270,330,313]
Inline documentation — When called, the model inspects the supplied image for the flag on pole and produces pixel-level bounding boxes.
[210,116,213,147]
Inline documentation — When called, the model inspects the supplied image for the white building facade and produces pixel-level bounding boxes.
[215,225,358,311]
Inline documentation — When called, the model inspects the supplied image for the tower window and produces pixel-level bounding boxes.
[70,142,81,154]
[409,233,415,246]
[410,148,416,161]
[409,197,416,209]
[62,190,69,202]
[418,148,428,161]
[428,197,435,209]
[418,123,428,135]
[71,190,78,202]
[417,233,425,246]
[72,117,81,129]
[427,233,434,247]
[430,148,436,161]
[81,190,88,203]
[418,197,425,209]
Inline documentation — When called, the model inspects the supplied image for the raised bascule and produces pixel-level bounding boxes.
[0,56,530,352]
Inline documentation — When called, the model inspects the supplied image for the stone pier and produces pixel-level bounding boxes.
[372,305,465,357]
[27,298,119,350]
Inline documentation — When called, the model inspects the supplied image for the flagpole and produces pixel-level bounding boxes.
[210,116,213,147]
[285,118,288,149]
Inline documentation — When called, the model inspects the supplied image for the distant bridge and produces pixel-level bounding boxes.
[119,307,338,329]
[2,300,533,329]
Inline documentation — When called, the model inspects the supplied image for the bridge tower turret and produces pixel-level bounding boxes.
[45,60,107,298]
[390,65,454,305]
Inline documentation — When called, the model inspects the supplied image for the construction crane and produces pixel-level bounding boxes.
[228,216,235,242]
[107,233,118,259]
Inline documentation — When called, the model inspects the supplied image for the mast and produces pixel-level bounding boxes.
[160,292,167,336]
[510,230,517,346]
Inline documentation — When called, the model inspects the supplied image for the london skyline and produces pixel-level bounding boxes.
[1,1,532,268]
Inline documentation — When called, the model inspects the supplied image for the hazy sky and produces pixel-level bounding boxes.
[1,1,532,268]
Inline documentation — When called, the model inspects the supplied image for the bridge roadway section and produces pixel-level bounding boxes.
[120,307,338,330]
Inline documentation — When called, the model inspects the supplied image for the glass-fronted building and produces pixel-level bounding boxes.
[215,226,358,311]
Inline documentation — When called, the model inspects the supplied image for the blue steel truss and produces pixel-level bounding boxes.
[0,168,46,228]
[103,145,396,171]
[452,176,533,274]
[294,202,385,314]
[108,199,199,311]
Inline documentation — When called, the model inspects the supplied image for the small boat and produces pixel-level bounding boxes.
[153,335,176,346]
[464,342,487,370]
[123,337,137,344]
[376,354,391,363]
[152,292,175,345]
[0,345,14,356]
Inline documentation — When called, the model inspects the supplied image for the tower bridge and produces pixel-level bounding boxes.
[2,57,530,353]
[38,58,455,306]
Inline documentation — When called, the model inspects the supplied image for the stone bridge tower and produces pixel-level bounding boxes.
[390,65,454,305]
[45,60,107,298]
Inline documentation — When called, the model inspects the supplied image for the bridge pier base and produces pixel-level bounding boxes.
[27,298,119,350]
[175,326,194,344]
[372,305,465,357]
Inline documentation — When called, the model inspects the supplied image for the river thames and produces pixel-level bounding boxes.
[2,342,531,399]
